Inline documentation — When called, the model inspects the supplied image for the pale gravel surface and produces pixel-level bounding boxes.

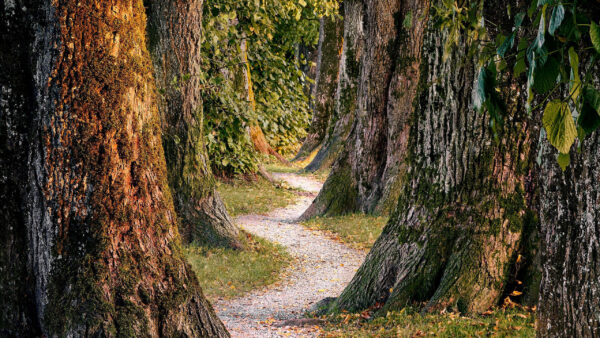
[215,172,366,337]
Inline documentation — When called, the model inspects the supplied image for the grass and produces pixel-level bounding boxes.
[263,151,331,183]
[217,177,298,217]
[320,307,536,337]
[301,214,389,250]
[185,232,292,301]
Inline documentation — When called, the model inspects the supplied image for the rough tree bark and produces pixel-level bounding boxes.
[304,0,364,173]
[146,0,241,248]
[301,0,430,218]
[0,1,40,335]
[537,72,600,336]
[294,15,344,162]
[327,0,540,314]
[1,0,230,335]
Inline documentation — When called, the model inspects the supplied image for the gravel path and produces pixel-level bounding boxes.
[215,172,366,337]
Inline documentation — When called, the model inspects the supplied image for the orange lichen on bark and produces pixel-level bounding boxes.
[35,0,226,335]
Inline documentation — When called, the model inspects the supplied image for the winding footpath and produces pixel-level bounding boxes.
[215,172,366,337]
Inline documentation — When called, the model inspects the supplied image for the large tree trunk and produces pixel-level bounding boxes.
[304,0,364,173]
[328,0,539,314]
[146,0,241,248]
[301,0,429,218]
[294,15,344,162]
[0,1,40,335]
[1,0,229,335]
[537,74,600,336]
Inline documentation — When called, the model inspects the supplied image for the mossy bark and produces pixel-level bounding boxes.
[14,0,229,335]
[146,0,241,249]
[537,68,600,336]
[329,0,539,314]
[0,1,41,335]
[304,0,364,173]
[302,0,430,218]
[294,15,344,162]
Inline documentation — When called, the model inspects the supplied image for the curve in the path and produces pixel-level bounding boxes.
[215,172,365,337]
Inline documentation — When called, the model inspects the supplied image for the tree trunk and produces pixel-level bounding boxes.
[294,15,344,162]
[3,0,229,335]
[146,0,241,248]
[537,72,600,336]
[328,0,539,314]
[301,0,429,218]
[0,1,41,335]
[304,0,364,173]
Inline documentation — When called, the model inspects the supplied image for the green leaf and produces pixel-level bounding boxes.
[497,33,515,57]
[557,152,570,171]
[568,47,581,101]
[591,22,600,54]
[577,102,600,135]
[533,56,559,94]
[514,39,529,77]
[583,85,600,113]
[473,67,488,112]
[543,100,577,153]
[536,4,547,48]
[548,4,564,36]
[514,12,526,29]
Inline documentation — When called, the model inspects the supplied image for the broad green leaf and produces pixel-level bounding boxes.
[536,4,547,48]
[526,56,536,113]
[577,102,600,135]
[557,152,570,171]
[557,11,580,42]
[514,12,526,29]
[548,4,564,36]
[591,22,600,54]
[473,67,488,112]
[533,56,559,94]
[514,39,529,77]
[583,85,600,113]
[568,47,581,101]
[543,100,577,153]
[497,33,515,57]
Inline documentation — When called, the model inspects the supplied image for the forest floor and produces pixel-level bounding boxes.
[214,172,366,337]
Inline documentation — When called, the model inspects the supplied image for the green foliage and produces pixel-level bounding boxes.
[542,100,576,154]
[201,0,339,175]
[438,0,600,169]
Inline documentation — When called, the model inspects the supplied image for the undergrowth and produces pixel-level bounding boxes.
[302,214,388,250]
[320,307,535,337]
[217,176,298,217]
[185,232,291,301]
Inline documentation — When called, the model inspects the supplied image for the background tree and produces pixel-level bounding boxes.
[147,0,242,248]
[304,0,365,172]
[1,0,229,335]
[294,14,344,162]
[301,0,429,218]
[324,0,542,316]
